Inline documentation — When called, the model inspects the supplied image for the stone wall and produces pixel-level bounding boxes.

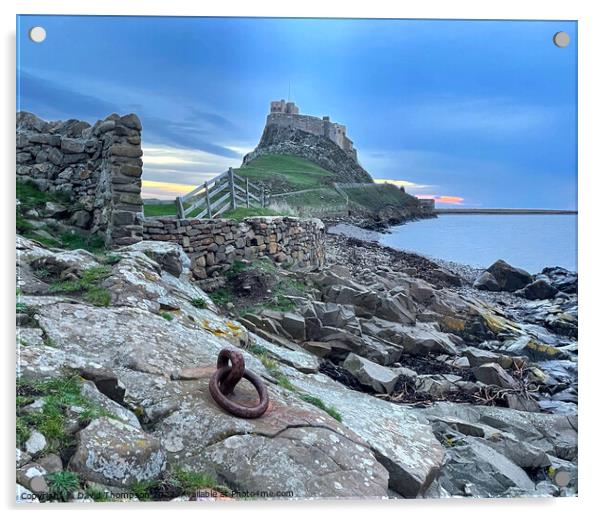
[16,112,144,246]
[143,216,325,290]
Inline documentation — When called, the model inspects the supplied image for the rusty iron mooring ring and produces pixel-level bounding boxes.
[209,348,269,418]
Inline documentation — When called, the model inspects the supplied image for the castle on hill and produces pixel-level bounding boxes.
[243,99,373,184]
[268,100,358,161]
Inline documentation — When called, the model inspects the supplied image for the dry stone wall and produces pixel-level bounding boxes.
[143,216,325,290]
[16,112,144,246]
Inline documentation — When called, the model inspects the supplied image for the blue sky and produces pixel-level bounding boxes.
[17,16,577,208]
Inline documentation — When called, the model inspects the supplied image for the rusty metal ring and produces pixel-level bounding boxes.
[209,350,269,418]
[215,348,245,396]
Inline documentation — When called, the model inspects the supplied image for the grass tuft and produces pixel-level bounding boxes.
[46,471,79,502]
[49,266,112,306]
[170,467,219,495]
[299,394,343,422]
[190,297,207,309]
[208,288,232,307]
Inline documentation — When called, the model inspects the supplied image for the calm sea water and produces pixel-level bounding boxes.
[378,214,577,273]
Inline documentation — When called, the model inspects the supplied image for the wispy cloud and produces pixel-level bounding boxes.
[416,194,465,205]
[18,70,242,158]
[142,143,243,186]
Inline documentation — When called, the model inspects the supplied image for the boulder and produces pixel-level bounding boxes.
[541,267,577,294]
[473,271,500,291]
[43,201,70,218]
[122,240,190,278]
[69,417,167,487]
[342,353,401,394]
[486,260,532,292]
[306,301,361,335]
[399,323,458,356]
[280,312,306,341]
[360,318,457,356]
[502,335,570,361]
[36,453,63,474]
[24,431,46,455]
[516,279,558,300]
[472,362,518,389]
[463,346,525,370]
[437,438,535,497]
[506,393,540,412]
[321,285,415,324]
[17,463,49,494]
[30,249,99,278]
[414,374,463,398]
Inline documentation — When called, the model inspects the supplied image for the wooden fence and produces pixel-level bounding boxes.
[176,168,266,219]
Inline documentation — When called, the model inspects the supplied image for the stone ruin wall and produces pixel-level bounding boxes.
[143,216,326,290]
[17,112,327,283]
[16,112,144,246]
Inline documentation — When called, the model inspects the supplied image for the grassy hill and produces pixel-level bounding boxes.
[234,155,335,192]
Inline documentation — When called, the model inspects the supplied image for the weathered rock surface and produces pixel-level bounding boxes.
[422,402,577,461]
[69,417,166,487]
[283,367,445,497]
[16,232,578,500]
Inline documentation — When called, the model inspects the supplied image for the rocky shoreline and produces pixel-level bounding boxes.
[16,215,577,502]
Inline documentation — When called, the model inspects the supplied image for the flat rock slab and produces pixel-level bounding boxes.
[149,364,389,499]
[284,367,445,497]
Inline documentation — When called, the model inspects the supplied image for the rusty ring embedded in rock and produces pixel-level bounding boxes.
[209,348,269,418]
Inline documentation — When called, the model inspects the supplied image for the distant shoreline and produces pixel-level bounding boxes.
[434,208,577,215]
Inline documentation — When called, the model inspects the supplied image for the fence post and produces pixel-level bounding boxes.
[228,167,236,210]
[260,187,265,207]
[204,182,212,218]
[176,197,185,219]
[245,178,250,208]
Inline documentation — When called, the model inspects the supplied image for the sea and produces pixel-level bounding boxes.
[377,214,578,274]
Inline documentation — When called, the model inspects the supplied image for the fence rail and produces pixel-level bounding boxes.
[176,168,266,219]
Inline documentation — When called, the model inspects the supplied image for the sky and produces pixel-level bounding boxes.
[17,16,577,208]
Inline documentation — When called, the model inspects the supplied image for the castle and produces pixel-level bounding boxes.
[268,100,358,161]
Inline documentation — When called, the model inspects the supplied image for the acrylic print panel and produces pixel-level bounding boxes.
[16,16,577,502]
